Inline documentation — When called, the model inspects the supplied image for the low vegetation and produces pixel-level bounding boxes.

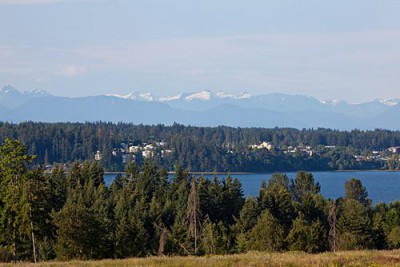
[4,250,400,267]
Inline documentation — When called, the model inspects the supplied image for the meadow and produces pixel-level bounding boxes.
[3,250,400,267]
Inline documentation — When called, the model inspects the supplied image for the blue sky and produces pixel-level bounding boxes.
[0,0,399,102]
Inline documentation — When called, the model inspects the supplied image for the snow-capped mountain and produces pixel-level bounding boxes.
[0,85,20,95]
[105,92,154,101]
[108,90,252,102]
[377,98,400,107]
[0,85,51,109]
[184,90,212,101]
[2,85,400,130]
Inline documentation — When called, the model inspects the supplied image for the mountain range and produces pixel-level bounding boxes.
[1,85,400,130]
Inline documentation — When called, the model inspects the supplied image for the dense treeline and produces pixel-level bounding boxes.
[0,121,397,171]
[1,139,400,262]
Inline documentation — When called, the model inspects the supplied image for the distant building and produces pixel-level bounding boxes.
[142,150,154,159]
[161,149,173,157]
[95,150,102,161]
[388,147,400,154]
[129,145,140,153]
[156,141,167,147]
[250,141,274,151]
[144,144,155,151]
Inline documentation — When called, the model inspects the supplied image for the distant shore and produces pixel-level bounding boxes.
[104,171,255,175]
[104,169,400,175]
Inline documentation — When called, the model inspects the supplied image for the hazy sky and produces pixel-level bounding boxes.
[0,0,399,102]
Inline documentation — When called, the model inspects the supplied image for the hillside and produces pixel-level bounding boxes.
[6,250,400,267]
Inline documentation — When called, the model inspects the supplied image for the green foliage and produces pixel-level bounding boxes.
[259,174,295,229]
[0,138,52,262]
[286,216,327,253]
[344,178,371,207]
[337,199,373,250]
[54,162,112,260]
[387,226,400,248]
[234,197,260,252]
[2,138,400,261]
[248,210,286,252]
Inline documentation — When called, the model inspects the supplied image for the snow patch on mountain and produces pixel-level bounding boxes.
[159,94,182,102]
[216,91,251,99]
[378,98,399,106]
[319,99,346,106]
[138,93,154,101]
[106,92,154,101]
[0,85,20,95]
[24,89,51,97]
[185,90,211,101]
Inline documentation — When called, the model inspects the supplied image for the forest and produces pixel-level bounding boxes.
[1,138,400,263]
[1,121,399,172]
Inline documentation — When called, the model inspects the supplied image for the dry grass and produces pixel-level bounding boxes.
[3,250,400,267]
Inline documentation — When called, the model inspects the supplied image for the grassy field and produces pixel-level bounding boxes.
[3,250,400,267]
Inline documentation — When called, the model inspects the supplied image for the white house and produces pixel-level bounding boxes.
[95,150,102,161]
[250,141,274,151]
[142,150,154,159]
[129,145,140,153]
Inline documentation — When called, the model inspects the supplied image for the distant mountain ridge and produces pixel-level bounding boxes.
[1,85,400,130]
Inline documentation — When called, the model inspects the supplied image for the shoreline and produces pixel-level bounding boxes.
[104,169,400,175]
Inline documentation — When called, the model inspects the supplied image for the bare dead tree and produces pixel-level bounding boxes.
[153,223,190,255]
[157,224,168,256]
[328,203,337,252]
[186,176,202,254]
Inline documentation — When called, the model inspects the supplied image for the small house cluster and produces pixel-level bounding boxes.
[249,141,314,156]
[353,147,400,162]
[249,141,274,151]
[284,146,314,156]
[101,141,173,163]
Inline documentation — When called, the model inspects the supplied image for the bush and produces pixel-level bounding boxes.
[388,226,400,248]
[0,247,13,262]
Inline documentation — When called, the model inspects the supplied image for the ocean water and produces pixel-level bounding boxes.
[104,171,400,204]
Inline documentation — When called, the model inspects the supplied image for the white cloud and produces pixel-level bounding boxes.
[61,65,87,77]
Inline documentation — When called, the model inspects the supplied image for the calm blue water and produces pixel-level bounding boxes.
[104,171,400,204]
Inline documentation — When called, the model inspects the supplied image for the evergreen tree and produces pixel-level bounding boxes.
[337,199,373,250]
[344,178,371,207]
[248,210,286,251]
[259,174,295,229]
[286,215,327,253]
[0,138,37,261]
[201,215,216,255]
[54,162,112,260]
[54,186,104,260]
[290,171,325,222]
[47,165,67,212]
[234,197,260,252]
[20,170,54,262]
